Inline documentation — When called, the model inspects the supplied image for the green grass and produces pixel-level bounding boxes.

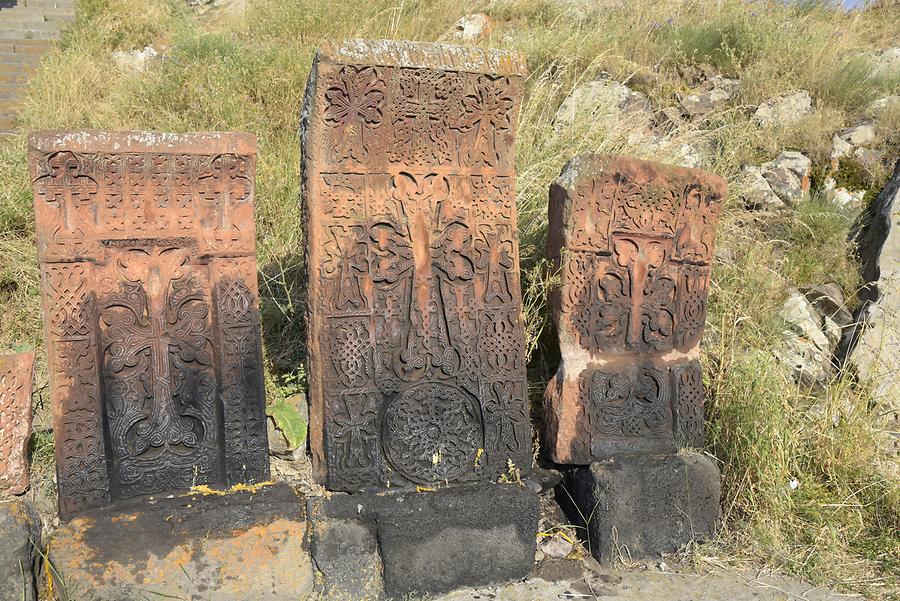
[1,0,898,598]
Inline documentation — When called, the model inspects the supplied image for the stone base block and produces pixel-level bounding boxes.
[0,500,41,601]
[48,483,314,601]
[557,453,720,565]
[308,484,539,599]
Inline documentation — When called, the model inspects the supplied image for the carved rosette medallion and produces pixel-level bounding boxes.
[302,40,531,492]
[544,155,727,463]
[29,131,269,519]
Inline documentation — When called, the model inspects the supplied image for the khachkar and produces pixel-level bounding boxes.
[0,352,35,496]
[301,40,538,598]
[302,39,532,492]
[546,155,725,563]
[29,131,270,520]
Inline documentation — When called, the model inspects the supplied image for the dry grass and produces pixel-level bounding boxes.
[1,0,898,597]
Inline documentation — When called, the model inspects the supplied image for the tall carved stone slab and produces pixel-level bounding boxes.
[544,155,726,463]
[0,352,35,496]
[302,40,531,492]
[30,131,270,519]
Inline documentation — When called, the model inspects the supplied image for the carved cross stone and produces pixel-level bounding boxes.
[302,39,531,492]
[30,131,269,520]
[544,155,727,463]
[0,352,35,496]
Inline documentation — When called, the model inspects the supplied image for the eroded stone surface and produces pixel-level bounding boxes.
[301,40,531,492]
[0,352,34,496]
[308,484,539,598]
[29,130,269,520]
[48,483,313,601]
[557,453,721,565]
[0,500,41,601]
[544,155,727,463]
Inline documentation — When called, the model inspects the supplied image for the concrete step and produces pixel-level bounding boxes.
[0,20,62,31]
[0,82,25,98]
[20,0,75,7]
[0,9,75,23]
[0,98,20,112]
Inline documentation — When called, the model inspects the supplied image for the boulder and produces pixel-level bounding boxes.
[875,47,900,76]
[554,77,650,131]
[0,500,41,601]
[761,151,811,207]
[740,165,785,210]
[753,91,812,128]
[776,291,837,390]
[446,13,492,42]
[48,484,315,601]
[842,160,900,436]
[824,177,867,211]
[865,95,900,120]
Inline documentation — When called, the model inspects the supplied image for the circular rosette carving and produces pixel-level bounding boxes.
[382,382,483,484]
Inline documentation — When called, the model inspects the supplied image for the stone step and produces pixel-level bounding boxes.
[0,28,61,39]
[0,82,25,98]
[0,20,62,31]
[0,98,19,112]
[0,7,75,23]
[19,0,74,7]
[0,62,38,80]
[0,50,43,63]
[0,39,51,54]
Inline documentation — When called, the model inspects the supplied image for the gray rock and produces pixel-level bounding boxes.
[802,283,853,329]
[554,78,650,131]
[446,13,492,42]
[557,453,720,565]
[111,45,158,72]
[753,91,812,128]
[842,161,900,451]
[679,87,731,119]
[0,501,41,601]
[831,123,876,162]
[740,165,785,210]
[776,291,836,390]
[308,484,539,598]
[865,95,900,120]
[875,47,900,76]
[761,151,811,207]
[824,177,867,210]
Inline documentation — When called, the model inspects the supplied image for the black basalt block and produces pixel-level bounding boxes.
[557,452,721,565]
[308,483,539,598]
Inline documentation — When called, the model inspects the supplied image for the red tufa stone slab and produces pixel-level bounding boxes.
[29,130,270,520]
[0,351,35,496]
[301,39,532,492]
[544,155,727,463]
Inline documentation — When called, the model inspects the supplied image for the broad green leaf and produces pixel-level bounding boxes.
[266,400,307,450]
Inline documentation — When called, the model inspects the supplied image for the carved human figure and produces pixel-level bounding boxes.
[302,39,531,492]
[544,155,726,463]
[30,131,269,519]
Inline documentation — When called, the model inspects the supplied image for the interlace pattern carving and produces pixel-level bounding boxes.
[30,132,269,519]
[304,41,530,491]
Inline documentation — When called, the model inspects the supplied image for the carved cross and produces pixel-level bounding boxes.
[38,152,98,243]
[197,155,252,247]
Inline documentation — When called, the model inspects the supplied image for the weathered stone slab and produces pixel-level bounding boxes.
[0,500,41,601]
[557,453,721,565]
[0,352,35,496]
[301,40,532,491]
[544,155,727,463]
[29,130,270,520]
[308,484,539,598]
[48,483,314,601]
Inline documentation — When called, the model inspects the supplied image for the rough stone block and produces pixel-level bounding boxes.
[29,130,270,519]
[0,500,41,601]
[0,351,35,496]
[557,453,721,565]
[308,484,539,598]
[301,39,532,492]
[48,483,314,601]
[544,155,727,464]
